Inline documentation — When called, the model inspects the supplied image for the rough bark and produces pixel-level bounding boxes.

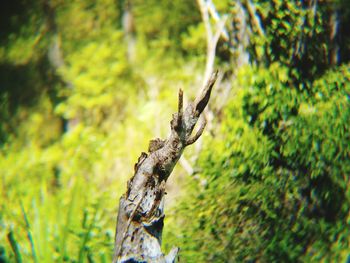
[113,72,218,263]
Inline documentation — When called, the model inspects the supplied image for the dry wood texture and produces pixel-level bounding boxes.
[113,72,218,263]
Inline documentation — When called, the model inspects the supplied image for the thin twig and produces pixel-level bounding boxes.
[179,156,194,175]
[186,117,207,146]
[207,0,230,40]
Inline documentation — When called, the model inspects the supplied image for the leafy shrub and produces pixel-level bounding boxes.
[175,64,350,262]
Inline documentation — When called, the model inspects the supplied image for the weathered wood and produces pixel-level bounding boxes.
[113,72,218,263]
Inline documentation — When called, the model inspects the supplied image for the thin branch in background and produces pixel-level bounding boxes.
[179,0,230,175]
[329,9,339,65]
[207,0,230,41]
[245,0,265,37]
[179,156,194,175]
[197,0,213,45]
[197,0,228,86]
[232,1,250,67]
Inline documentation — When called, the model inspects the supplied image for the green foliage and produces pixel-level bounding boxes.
[174,64,350,262]
[54,0,120,51]
[133,0,200,51]
[55,31,132,124]
[246,0,350,82]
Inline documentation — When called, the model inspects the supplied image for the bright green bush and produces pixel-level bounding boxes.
[175,64,350,262]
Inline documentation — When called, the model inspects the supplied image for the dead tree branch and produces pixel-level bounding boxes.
[113,71,218,263]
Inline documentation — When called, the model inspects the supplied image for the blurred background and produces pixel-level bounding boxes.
[1,0,350,262]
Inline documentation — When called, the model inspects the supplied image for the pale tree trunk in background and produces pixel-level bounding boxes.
[122,0,136,62]
[113,72,218,263]
[182,0,255,176]
[43,0,77,131]
[187,0,227,175]
[329,9,339,65]
[179,0,257,178]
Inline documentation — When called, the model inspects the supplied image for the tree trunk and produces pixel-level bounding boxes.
[113,72,218,263]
